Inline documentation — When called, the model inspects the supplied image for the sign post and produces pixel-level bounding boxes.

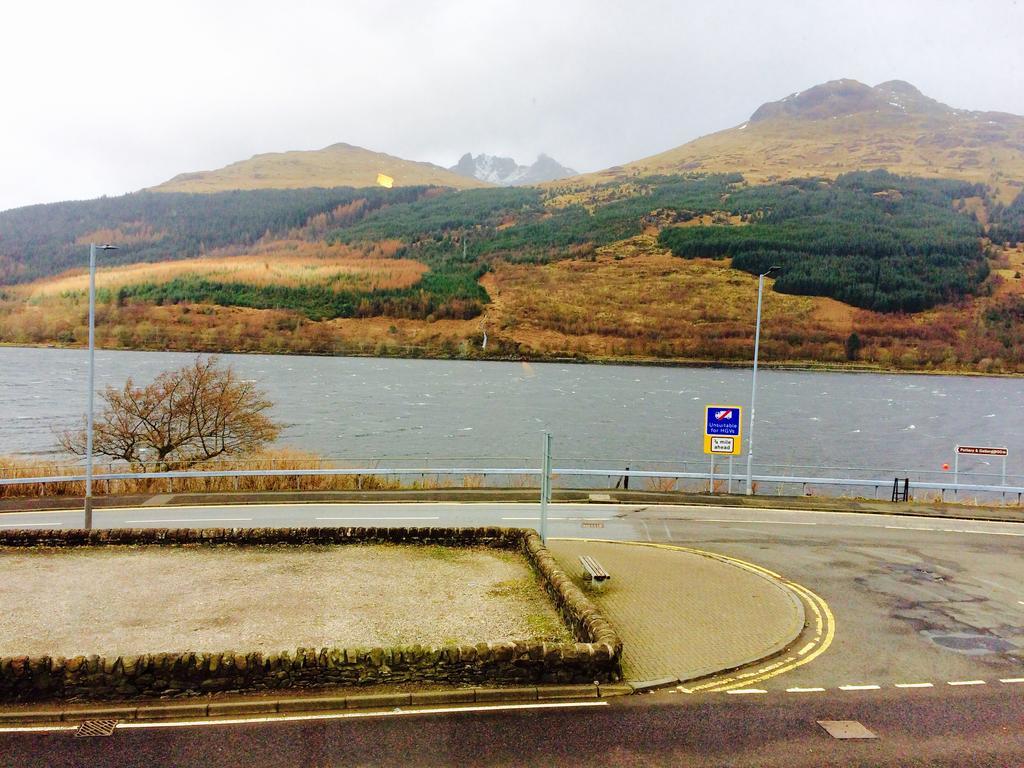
[705,406,742,493]
[954,444,1008,488]
[540,432,552,544]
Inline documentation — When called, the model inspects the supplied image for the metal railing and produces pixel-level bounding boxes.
[1,463,1022,504]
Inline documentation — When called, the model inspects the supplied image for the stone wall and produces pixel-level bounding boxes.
[0,526,622,702]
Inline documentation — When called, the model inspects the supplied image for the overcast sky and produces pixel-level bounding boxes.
[2,0,1023,212]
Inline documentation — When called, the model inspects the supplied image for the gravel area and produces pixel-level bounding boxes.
[0,544,571,657]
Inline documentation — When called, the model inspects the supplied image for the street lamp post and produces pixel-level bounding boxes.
[84,243,118,529]
[745,266,781,496]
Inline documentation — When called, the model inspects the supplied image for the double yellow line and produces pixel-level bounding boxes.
[553,538,835,693]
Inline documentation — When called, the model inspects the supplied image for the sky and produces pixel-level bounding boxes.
[2,0,1023,212]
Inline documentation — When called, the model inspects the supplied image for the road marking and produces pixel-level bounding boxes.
[895,683,933,688]
[0,522,64,528]
[947,680,986,686]
[123,518,253,524]
[550,537,834,697]
[0,700,610,733]
[839,684,880,691]
[999,677,1024,683]
[662,520,673,541]
[796,642,816,656]
[726,689,767,695]
[693,519,816,526]
[884,525,926,530]
[786,687,825,693]
[0,724,78,733]
[501,517,567,521]
[317,516,441,521]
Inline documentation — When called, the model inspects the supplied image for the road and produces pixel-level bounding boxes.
[1,500,1022,765]
[4,686,1023,767]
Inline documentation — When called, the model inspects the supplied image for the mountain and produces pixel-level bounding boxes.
[449,152,576,186]
[151,142,490,193]
[572,79,1024,201]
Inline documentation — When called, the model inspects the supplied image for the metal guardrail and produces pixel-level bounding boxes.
[1,465,1022,503]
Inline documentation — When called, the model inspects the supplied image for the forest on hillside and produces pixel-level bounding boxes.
[0,186,418,283]
[658,172,988,312]
[989,188,1024,246]
[0,170,998,322]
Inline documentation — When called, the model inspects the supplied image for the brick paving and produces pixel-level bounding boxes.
[547,539,805,682]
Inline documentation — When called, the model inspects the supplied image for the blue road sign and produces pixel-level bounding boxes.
[705,405,741,437]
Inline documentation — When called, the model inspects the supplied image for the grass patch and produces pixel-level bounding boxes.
[422,545,467,563]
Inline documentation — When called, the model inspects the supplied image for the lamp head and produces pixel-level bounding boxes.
[98,244,119,251]
[762,265,782,277]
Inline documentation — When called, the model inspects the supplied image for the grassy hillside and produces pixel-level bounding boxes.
[5,234,1020,372]
[3,75,1024,374]
[566,80,1024,204]
[0,186,426,283]
[151,142,490,193]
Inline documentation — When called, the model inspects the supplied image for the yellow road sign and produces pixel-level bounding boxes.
[704,404,742,455]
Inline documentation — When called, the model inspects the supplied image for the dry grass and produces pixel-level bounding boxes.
[149,142,489,193]
[2,232,1022,371]
[560,112,1024,203]
[644,477,678,492]
[0,450,402,499]
[74,222,166,247]
[481,240,824,361]
[25,241,427,299]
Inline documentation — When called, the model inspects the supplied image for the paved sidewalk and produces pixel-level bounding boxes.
[547,539,805,682]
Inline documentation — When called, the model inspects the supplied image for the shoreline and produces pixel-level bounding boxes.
[2,341,1020,379]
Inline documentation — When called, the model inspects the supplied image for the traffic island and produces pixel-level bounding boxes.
[547,539,809,683]
[0,527,622,703]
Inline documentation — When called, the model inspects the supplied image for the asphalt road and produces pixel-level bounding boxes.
[4,686,1023,767]
[1,500,1022,765]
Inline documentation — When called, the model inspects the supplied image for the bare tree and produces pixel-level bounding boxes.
[60,357,282,470]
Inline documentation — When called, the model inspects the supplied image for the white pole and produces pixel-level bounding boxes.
[709,454,715,494]
[540,432,551,544]
[745,273,766,495]
[953,449,959,487]
[84,244,97,530]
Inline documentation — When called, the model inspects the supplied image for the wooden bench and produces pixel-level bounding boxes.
[579,555,610,590]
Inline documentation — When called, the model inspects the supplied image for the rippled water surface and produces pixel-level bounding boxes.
[1,347,1021,481]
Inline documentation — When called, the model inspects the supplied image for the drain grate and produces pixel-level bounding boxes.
[75,719,119,738]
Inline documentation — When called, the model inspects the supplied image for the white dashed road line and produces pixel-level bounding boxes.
[685,678,1022,697]
[694,519,816,526]
[124,518,253,524]
[501,517,566,521]
[315,517,440,521]
[0,522,64,528]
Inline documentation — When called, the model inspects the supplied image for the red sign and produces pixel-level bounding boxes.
[956,445,1008,456]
